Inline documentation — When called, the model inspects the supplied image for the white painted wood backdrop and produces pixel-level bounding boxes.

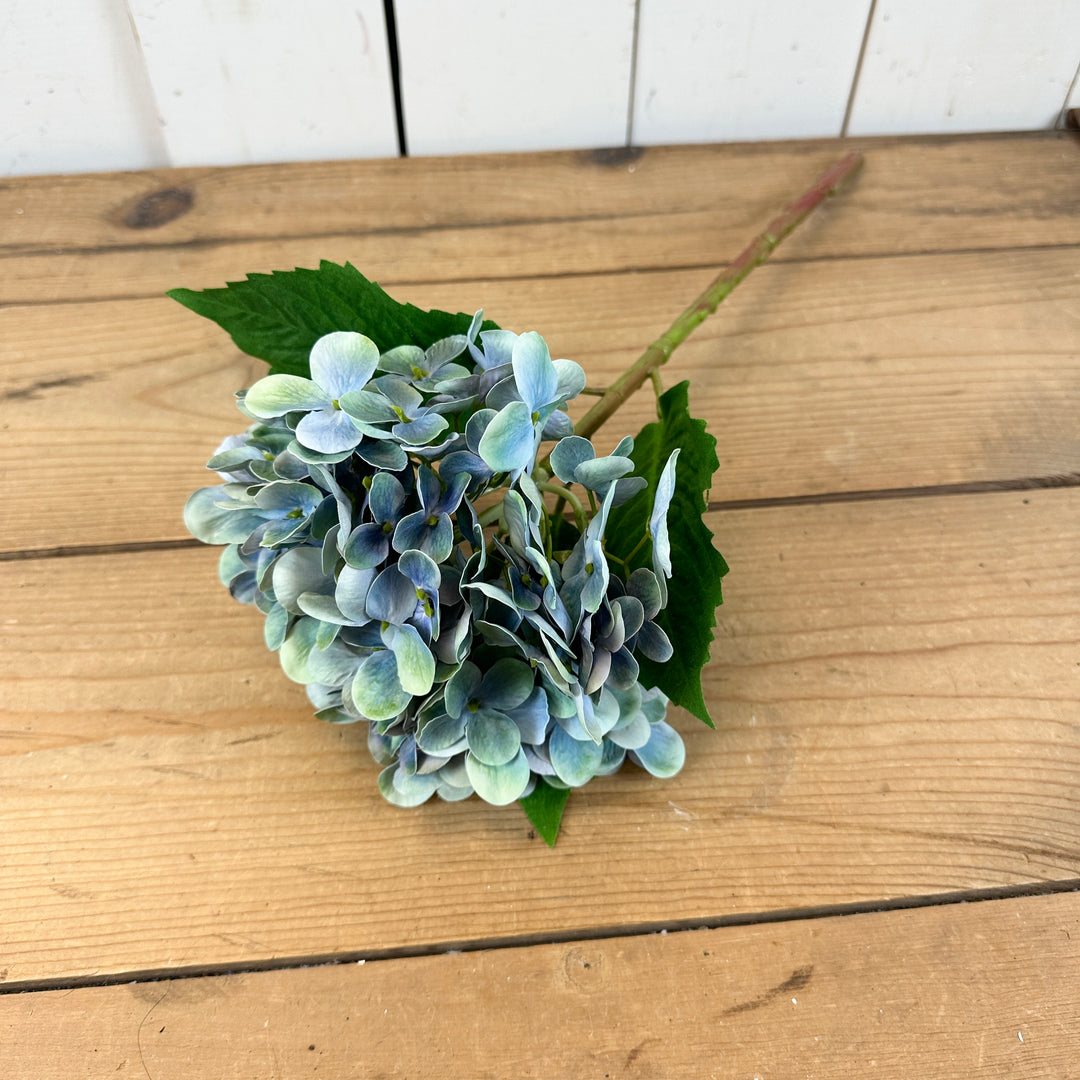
[3,0,1078,176]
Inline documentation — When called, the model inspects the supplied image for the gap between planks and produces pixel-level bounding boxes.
[1,473,1077,564]
[1,877,1077,997]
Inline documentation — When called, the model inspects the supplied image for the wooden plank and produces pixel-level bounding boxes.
[1,0,166,178]
[848,0,1080,136]
[633,0,871,144]
[129,0,398,168]
[1,489,1077,982]
[3,246,1078,553]
[1,135,1077,271]
[394,0,636,155]
[3,892,1077,1076]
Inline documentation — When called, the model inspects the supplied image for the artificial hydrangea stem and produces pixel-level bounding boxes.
[537,482,588,533]
[572,151,864,441]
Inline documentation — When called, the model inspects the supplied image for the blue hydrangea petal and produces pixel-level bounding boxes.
[365,565,417,625]
[378,763,437,807]
[511,331,557,413]
[502,490,532,555]
[445,661,482,719]
[630,719,685,778]
[350,650,411,721]
[440,450,492,490]
[381,622,435,696]
[337,388,399,425]
[596,740,627,776]
[259,517,308,547]
[611,476,649,506]
[479,657,534,710]
[309,331,379,398]
[635,620,673,662]
[466,707,522,767]
[252,480,323,515]
[373,375,423,411]
[574,454,635,491]
[465,748,530,806]
[279,617,357,685]
[416,712,468,755]
[507,686,549,745]
[549,435,594,484]
[549,724,604,787]
[272,546,331,614]
[395,412,448,447]
[245,374,329,417]
[607,711,652,750]
[540,411,575,441]
[650,448,680,603]
[293,408,362,454]
[378,344,424,376]
[263,602,290,652]
[552,358,587,402]
[477,400,535,474]
[465,408,497,453]
[342,522,390,569]
[436,779,475,802]
[607,646,640,689]
[368,471,406,523]
[297,592,350,625]
[184,486,266,545]
[613,595,645,638]
[398,548,441,595]
[392,510,453,564]
[626,567,663,620]
[425,334,469,367]
[335,564,377,623]
[483,374,522,412]
[356,440,408,470]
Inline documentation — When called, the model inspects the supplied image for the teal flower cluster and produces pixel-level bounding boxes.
[185,316,684,809]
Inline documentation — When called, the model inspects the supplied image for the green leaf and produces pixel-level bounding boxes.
[519,780,572,847]
[168,260,498,377]
[605,381,728,727]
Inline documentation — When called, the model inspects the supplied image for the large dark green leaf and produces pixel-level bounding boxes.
[168,260,498,376]
[605,381,728,726]
[519,780,572,847]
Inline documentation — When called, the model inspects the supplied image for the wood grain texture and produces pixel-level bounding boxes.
[633,0,871,143]
[849,0,1080,136]
[2,135,1077,270]
[129,0,398,167]
[394,0,637,155]
[3,245,1078,553]
[1,489,1076,983]
[2,894,1078,1078]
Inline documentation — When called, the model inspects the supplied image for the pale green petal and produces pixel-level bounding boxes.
[350,651,411,722]
[630,720,685,778]
[278,617,356,685]
[382,623,435,697]
[466,708,522,767]
[549,724,604,787]
[378,764,437,808]
[465,748,531,806]
[477,400,535,474]
[245,374,328,417]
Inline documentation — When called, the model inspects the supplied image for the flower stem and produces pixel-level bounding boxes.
[572,151,864,441]
[537,482,587,533]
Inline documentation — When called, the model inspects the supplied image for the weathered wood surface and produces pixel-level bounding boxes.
[3,135,1077,276]
[2,134,1078,1074]
[3,244,1078,553]
[3,892,1077,1078]
[2,490,1076,984]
